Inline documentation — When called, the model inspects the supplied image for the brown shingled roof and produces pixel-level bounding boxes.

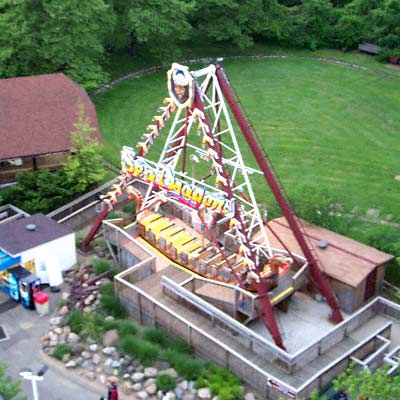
[267,217,394,288]
[0,73,101,160]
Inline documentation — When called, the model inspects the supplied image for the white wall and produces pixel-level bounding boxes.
[20,233,77,283]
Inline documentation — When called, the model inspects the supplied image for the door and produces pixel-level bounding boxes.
[364,267,377,301]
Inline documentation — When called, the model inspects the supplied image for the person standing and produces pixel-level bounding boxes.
[107,383,118,400]
[332,388,348,400]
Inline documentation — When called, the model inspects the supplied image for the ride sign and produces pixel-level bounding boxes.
[121,147,234,217]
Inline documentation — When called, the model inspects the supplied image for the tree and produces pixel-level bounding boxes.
[371,0,400,54]
[106,0,195,60]
[1,169,74,214]
[0,363,26,400]
[282,0,339,49]
[64,103,106,193]
[334,11,367,50]
[333,362,400,400]
[0,0,115,89]
[194,0,275,49]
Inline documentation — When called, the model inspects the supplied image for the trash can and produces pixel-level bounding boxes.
[33,292,49,316]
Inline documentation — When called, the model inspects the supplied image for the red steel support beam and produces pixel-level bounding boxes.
[81,204,110,252]
[194,85,286,350]
[215,65,343,323]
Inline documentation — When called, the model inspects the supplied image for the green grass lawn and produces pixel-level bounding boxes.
[103,38,400,81]
[95,53,400,227]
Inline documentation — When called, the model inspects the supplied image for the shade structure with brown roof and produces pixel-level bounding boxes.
[0,73,101,161]
[267,217,394,288]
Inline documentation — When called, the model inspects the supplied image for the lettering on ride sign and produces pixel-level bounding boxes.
[121,149,234,216]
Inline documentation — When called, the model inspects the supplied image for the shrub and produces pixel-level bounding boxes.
[142,327,170,347]
[117,320,138,337]
[195,376,207,389]
[80,313,105,341]
[103,318,119,332]
[156,373,176,393]
[196,363,242,400]
[162,350,203,380]
[92,259,112,275]
[100,294,127,319]
[118,335,160,365]
[100,282,115,296]
[53,344,71,360]
[169,337,192,354]
[66,310,85,334]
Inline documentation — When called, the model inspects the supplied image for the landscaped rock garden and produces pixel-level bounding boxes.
[41,257,257,400]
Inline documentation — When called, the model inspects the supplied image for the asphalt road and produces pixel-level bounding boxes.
[0,289,105,400]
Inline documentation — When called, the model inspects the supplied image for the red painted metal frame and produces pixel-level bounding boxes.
[215,65,343,323]
[81,204,110,252]
[193,86,286,349]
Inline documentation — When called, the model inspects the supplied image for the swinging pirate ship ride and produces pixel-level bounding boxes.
[83,62,344,350]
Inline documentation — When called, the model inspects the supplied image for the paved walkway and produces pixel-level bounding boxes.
[0,289,105,400]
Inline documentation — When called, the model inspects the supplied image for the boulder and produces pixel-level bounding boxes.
[131,372,145,383]
[182,395,195,400]
[93,354,101,365]
[198,388,211,400]
[244,393,256,400]
[164,392,176,400]
[67,332,80,344]
[146,384,157,395]
[102,347,116,356]
[144,367,158,378]
[103,330,119,347]
[81,361,94,371]
[65,360,77,368]
[121,382,132,394]
[132,383,143,391]
[174,387,184,400]
[70,343,85,356]
[137,391,149,400]
[89,344,99,352]
[63,326,71,335]
[48,332,58,341]
[58,305,69,316]
[50,317,63,326]
[163,369,178,379]
[144,378,156,387]
[54,327,63,335]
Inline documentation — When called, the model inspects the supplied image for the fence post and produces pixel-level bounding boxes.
[138,293,143,324]
[187,325,192,346]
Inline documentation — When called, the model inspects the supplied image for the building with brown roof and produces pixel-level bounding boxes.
[0,73,101,184]
[267,217,394,313]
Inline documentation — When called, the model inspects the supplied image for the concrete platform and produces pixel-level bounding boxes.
[249,292,349,354]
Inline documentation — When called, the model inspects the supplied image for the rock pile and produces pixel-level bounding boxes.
[42,262,257,399]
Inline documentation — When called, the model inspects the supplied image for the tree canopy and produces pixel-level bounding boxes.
[333,363,400,400]
[0,0,399,88]
[0,0,114,89]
